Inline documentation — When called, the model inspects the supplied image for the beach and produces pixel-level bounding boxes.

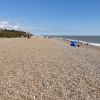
[0,37,100,100]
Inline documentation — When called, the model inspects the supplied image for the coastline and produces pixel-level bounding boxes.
[48,36,100,47]
[50,37,100,52]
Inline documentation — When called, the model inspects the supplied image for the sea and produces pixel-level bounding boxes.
[48,36,100,47]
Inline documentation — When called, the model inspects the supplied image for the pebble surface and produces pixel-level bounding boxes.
[0,37,100,100]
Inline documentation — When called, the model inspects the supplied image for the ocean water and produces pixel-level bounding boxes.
[48,36,100,44]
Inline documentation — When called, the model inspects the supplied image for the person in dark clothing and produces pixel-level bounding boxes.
[27,33,31,39]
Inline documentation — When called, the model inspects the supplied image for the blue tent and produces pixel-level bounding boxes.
[70,41,78,47]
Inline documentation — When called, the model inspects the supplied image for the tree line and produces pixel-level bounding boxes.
[0,28,33,38]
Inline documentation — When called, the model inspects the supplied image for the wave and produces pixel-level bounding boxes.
[66,39,100,47]
[89,43,100,47]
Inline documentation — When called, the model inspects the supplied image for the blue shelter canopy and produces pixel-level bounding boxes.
[70,41,78,47]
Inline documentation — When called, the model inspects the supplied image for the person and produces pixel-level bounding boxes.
[27,33,31,39]
[77,42,80,47]
[86,43,88,45]
[78,44,80,47]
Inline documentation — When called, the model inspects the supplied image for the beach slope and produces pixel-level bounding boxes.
[0,37,100,100]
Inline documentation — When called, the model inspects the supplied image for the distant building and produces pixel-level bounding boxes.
[0,28,3,32]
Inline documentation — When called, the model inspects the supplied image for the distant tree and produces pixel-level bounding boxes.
[0,28,33,38]
[4,29,7,32]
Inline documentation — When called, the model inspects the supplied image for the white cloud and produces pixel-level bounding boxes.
[0,20,73,35]
[0,20,57,34]
[0,20,27,31]
[0,20,53,33]
[0,21,10,29]
[13,23,24,30]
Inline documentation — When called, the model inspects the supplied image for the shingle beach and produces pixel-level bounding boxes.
[0,37,100,100]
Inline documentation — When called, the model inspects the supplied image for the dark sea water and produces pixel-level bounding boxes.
[48,36,100,44]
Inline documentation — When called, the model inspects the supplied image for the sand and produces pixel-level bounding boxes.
[0,37,100,100]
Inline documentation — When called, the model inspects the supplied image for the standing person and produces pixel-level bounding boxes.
[27,33,31,39]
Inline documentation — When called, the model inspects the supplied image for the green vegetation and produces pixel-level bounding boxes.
[0,29,33,38]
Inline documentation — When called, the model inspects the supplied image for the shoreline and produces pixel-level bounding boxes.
[49,37,100,52]
[47,36,100,47]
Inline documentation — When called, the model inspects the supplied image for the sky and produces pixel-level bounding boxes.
[0,0,100,35]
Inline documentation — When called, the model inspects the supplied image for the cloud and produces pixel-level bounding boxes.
[13,23,24,30]
[0,20,46,34]
[0,21,10,29]
[0,20,66,33]
[0,20,74,35]
[0,20,28,32]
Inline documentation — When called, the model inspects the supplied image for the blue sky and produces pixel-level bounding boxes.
[0,0,100,35]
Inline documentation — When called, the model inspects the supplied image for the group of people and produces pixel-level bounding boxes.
[70,40,89,47]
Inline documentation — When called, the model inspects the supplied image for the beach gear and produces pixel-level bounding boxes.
[70,41,78,47]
